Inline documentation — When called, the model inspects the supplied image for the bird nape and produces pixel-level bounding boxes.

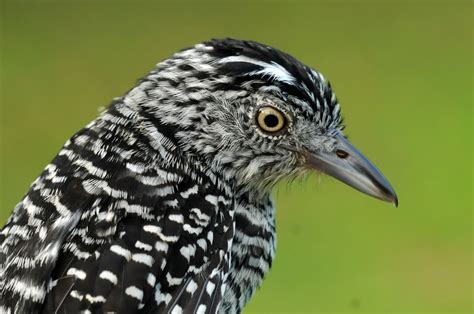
[0,39,397,313]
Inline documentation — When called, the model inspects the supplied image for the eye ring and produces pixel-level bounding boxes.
[256,106,287,134]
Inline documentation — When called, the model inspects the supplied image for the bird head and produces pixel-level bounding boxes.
[135,39,397,205]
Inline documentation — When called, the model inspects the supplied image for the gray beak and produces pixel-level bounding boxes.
[305,133,398,206]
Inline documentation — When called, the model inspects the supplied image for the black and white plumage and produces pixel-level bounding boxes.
[0,39,397,314]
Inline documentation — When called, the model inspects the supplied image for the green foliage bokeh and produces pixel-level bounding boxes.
[0,1,472,313]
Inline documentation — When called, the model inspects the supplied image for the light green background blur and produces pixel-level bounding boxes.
[0,1,472,313]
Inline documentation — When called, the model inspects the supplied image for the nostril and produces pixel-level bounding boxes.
[336,149,349,159]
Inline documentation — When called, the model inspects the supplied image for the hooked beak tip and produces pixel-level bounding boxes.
[392,195,399,208]
[381,191,398,207]
[375,179,398,207]
[304,133,398,208]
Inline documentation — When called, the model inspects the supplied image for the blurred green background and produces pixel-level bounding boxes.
[0,1,472,313]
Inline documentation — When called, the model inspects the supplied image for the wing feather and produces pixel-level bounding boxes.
[41,166,235,313]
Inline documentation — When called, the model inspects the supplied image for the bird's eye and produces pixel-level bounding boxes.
[256,107,287,134]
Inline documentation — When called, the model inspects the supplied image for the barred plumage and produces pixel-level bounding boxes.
[0,39,397,313]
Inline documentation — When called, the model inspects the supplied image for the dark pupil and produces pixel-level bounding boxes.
[264,114,279,128]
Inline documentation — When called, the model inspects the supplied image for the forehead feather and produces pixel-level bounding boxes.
[203,39,337,113]
[169,39,342,130]
[217,55,296,86]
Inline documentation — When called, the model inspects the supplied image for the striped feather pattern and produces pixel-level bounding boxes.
[1,38,343,313]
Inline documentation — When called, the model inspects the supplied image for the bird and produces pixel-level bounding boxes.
[0,38,397,314]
